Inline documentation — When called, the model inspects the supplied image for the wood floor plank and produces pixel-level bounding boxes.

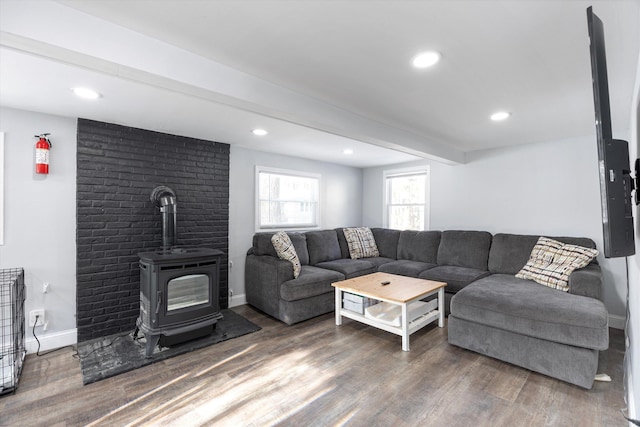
[485,362,530,402]
[0,305,628,426]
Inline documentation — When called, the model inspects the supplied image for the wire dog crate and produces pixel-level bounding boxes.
[1,268,26,396]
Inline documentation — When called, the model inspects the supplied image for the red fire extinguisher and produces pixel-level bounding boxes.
[34,133,51,174]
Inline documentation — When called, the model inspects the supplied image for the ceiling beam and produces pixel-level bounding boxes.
[1,1,465,164]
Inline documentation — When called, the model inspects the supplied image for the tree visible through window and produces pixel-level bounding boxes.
[385,169,428,230]
[257,167,320,230]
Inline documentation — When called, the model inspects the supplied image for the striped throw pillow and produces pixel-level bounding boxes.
[515,237,598,292]
[343,227,379,259]
[271,231,301,278]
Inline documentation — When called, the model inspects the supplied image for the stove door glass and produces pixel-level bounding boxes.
[167,274,209,311]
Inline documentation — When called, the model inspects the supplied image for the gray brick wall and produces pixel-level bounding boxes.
[76,119,229,342]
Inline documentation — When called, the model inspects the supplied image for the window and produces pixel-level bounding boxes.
[384,167,429,231]
[256,166,320,230]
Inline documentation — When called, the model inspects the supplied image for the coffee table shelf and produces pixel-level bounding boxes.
[338,307,441,337]
[332,272,446,351]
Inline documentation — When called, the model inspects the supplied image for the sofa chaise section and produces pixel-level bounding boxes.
[447,233,608,389]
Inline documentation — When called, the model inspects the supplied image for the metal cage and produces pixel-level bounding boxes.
[1,268,26,396]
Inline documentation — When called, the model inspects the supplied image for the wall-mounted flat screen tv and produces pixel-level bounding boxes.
[586,6,636,258]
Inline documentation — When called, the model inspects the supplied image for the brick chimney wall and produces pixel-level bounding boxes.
[76,119,229,342]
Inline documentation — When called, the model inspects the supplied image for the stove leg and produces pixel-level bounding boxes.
[145,334,160,358]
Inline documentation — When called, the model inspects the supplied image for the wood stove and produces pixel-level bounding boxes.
[134,186,223,357]
[135,248,223,357]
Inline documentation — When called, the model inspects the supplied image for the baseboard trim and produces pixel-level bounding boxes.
[609,314,625,330]
[25,328,77,354]
[229,293,247,308]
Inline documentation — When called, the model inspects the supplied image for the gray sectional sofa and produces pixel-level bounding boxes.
[245,228,609,388]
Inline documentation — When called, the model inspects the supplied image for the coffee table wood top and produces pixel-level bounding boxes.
[332,272,446,303]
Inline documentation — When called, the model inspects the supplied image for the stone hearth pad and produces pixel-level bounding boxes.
[77,309,260,385]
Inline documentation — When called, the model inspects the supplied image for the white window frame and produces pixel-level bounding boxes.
[255,165,321,232]
[383,165,430,231]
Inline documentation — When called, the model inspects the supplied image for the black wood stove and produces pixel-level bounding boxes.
[134,186,223,357]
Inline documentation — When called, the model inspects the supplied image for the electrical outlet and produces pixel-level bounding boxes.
[43,282,50,293]
[29,309,45,327]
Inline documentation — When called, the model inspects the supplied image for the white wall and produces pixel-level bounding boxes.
[626,40,640,422]
[228,146,363,305]
[0,107,77,352]
[0,107,364,350]
[363,135,628,321]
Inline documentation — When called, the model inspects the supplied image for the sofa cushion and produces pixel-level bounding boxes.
[289,233,310,266]
[371,228,401,259]
[343,227,380,259]
[271,232,301,278]
[418,265,489,293]
[315,259,376,279]
[450,274,609,350]
[379,260,437,277]
[515,237,599,292]
[397,230,441,263]
[252,232,278,257]
[306,230,342,265]
[252,232,310,265]
[568,264,602,299]
[280,265,345,302]
[363,257,396,269]
[437,230,492,270]
[336,227,353,259]
[489,233,597,275]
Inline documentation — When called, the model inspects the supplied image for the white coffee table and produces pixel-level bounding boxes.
[332,272,446,351]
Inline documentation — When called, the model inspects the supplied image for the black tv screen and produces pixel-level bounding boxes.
[587,6,635,258]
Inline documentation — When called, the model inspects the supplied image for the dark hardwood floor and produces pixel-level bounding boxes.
[0,305,627,426]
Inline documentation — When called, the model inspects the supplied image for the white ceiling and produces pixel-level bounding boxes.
[1,0,639,168]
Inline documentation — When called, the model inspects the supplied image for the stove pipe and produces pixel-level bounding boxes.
[151,186,177,250]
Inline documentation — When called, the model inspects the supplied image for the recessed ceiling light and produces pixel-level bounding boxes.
[343,149,354,155]
[490,111,511,121]
[72,87,101,99]
[252,129,268,136]
[412,51,441,69]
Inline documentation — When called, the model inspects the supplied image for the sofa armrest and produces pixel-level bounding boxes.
[245,254,294,318]
[568,264,603,300]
